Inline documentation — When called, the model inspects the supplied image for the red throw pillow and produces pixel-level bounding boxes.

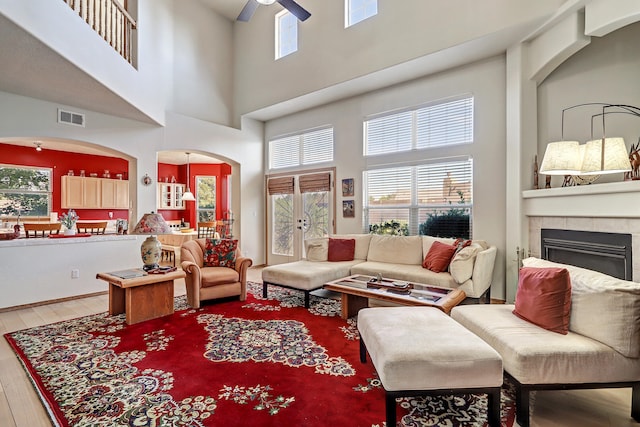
[327,238,356,262]
[513,267,572,334]
[422,241,457,272]
[204,238,238,268]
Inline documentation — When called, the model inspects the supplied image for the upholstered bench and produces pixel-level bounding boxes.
[358,306,503,427]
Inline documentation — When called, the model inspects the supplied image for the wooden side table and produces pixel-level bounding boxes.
[96,269,186,324]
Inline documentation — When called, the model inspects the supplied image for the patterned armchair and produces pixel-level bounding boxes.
[180,238,252,308]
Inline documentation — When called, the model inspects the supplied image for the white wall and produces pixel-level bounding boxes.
[233,0,563,117]
[265,57,508,299]
[168,1,234,125]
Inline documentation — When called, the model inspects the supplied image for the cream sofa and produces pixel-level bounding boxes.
[261,234,497,307]
[451,257,640,427]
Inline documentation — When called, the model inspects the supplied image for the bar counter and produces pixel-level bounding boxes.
[0,234,142,309]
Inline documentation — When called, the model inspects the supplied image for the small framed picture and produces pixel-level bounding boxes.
[342,178,354,197]
[343,200,355,218]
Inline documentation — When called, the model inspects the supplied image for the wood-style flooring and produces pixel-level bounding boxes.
[0,267,636,426]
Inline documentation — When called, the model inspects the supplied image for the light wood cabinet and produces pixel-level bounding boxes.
[61,176,129,209]
[101,179,129,209]
[157,183,186,210]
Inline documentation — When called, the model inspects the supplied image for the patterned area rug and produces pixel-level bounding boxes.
[5,282,516,426]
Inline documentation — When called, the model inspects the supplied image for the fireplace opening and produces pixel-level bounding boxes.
[541,229,632,280]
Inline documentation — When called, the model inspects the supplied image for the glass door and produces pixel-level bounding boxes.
[266,170,334,265]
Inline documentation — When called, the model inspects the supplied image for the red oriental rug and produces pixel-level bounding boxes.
[4,282,516,427]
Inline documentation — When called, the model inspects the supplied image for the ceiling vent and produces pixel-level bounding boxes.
[57,108,85,127]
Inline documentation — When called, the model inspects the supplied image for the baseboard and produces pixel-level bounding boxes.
[0,291,108,313]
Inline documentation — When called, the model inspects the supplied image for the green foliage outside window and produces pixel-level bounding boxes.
[368,219,409,236]
[0,166,51,217]
[419,191,470,239]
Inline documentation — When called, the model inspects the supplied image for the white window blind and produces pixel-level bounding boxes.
[276,11,298,59]
[269,127,334,170]
[364,96,474,156]
[364,159,473,236]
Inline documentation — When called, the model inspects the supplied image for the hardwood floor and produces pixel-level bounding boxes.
[0,267,636,426]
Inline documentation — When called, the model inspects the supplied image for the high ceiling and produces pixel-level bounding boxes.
[197,0,247,21]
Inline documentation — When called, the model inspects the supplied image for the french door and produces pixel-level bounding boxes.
[266,169,335,265]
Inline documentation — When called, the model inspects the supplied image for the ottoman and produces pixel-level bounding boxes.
[358,306,503,427]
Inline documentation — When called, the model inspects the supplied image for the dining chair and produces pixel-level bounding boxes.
[24,223,61,238]
[76,221,108,234]
[197,221,217,238]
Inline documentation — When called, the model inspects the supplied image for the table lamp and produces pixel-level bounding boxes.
[132,212,171,271]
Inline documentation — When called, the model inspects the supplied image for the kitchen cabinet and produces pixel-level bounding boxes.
[101,179,129,209]
[157,183,186,210]
[61,176,128,209]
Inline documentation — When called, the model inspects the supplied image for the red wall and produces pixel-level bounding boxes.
[1,143,129,220]
[157,162,232,227]
[1,142,233,226]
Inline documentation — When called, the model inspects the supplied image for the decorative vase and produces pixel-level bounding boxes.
[64,228,76,236]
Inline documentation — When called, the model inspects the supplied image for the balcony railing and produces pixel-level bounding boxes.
[63,0,137,65]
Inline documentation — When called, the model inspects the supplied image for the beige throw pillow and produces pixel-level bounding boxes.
[449,245,481,283]
[305,238,328,261]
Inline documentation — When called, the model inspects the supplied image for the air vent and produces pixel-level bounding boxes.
[57,108,85,127]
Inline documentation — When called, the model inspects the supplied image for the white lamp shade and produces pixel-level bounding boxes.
[581,137,631,175]
[539,141,583,175]
[257,0,276,4]
[181,190,195,201]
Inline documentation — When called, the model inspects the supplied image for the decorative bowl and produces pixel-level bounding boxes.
[180,228,194,233]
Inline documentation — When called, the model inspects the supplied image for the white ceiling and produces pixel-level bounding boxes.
[198,0,248,21]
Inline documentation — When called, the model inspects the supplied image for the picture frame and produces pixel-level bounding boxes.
[342,200,355,218]
[342,178,354,197]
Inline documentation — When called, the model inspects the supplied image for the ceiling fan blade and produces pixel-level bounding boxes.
[237,0,260,22]
[277,0,311,21]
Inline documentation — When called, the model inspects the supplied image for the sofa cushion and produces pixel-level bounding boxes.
[513,267,572,334]
[421,236,456,259]
[262,260,361,291]
[523,257,640,358]
[367,235,423,265]
[328,238,355,261]
[204,238,237,268]
[332,234,373,260]
[449,244,481,283]
[422,241,457,272]
[452,304,640,385]
[305,238,328,261]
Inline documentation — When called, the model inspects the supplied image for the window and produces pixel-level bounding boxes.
[364,159,473,237]
[269,127,334,169]
[276,10,298,59]
[196,176,216,222]
[346,0,377,27]
[364,96,474,156]
[0,165,52,218]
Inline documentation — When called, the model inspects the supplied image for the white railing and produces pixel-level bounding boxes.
[63,0,137,64]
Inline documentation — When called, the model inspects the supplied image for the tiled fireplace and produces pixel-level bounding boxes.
[523,181,640,281]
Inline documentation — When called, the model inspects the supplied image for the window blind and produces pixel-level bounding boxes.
[267,176,295,195]
[269,127,333,169]
[363,159,472,236]
[299,172,331,193]
[364,96,474,156]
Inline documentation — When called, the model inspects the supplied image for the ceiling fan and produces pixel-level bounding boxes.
[237,0,311,22]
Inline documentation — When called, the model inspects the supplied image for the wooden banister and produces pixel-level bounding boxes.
[62,0,137,64]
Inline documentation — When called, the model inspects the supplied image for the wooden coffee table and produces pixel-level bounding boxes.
[96,269,186,325]
[324,274,466,319]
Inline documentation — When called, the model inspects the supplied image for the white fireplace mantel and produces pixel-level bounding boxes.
[522,181,640,218]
